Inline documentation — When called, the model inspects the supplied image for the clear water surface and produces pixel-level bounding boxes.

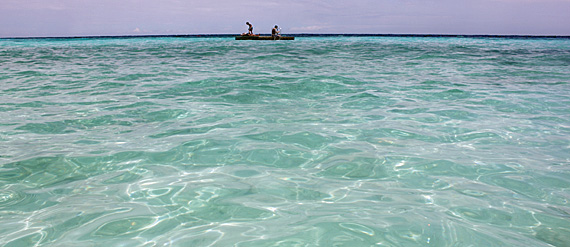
[1,36,569,246]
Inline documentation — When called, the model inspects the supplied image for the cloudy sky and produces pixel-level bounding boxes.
[1,0,569,37]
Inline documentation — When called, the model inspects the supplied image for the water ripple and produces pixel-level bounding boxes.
[1,36,569,246]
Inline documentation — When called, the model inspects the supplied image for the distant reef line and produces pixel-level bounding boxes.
[2,33,570,40]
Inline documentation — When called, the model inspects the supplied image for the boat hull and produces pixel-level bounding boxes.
[235,36,294,40]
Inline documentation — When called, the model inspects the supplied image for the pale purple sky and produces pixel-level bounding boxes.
[1,0,569,37]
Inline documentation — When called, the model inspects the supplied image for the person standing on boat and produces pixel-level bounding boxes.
[244,22,253,36]
[272,25,281,38]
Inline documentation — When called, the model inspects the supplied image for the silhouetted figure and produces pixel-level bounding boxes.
[243,22,254,36]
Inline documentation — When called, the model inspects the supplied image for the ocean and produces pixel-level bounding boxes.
[0,36,569,246]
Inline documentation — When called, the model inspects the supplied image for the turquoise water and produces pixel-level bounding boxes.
[0,36,569,246]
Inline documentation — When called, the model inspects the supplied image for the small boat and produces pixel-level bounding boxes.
[235,35,294,40]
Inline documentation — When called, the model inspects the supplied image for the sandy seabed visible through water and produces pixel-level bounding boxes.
[0,36,569,246]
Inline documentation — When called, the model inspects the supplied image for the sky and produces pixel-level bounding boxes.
[1,0,570,38]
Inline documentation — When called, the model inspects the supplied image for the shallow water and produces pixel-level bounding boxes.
[1,36,569,246]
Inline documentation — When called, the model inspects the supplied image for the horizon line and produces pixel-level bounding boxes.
[2,33,570,40]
